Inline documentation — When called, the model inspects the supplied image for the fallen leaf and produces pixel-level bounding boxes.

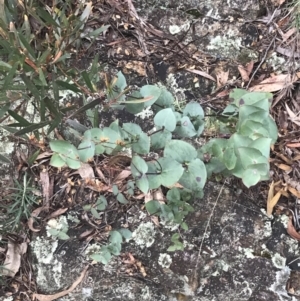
[288,186,300,198]
[186,68,216,82]
[287,217,300,241]
[286,142,300,147]
[33,265,89,301]
[113,169,131,184]
[78,163,95,179]
[215,69,229,88]
[40,170,51,208]
[28,207,44,232]
[285,103,300,126]
[249,73,296,92]
[1,241,27,277]
[238,61,254,82]
[267,181,281,216]
[47,208,68,220]
[274,163,292,172]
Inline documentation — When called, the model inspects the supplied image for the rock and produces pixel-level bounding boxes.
[30,182,299,300]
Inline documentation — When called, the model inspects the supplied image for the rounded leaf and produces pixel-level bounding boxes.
[154,108,176,132]
[175,116,197,138]
[133,132,150,154]
[49,140,79,158]
[237,147,268,169]
[140,85,162,107]
[179,158,207,190]
[150,129,172,150]
[131,155,148,176]
[78,140,95,162]
[183,102,204,118]
[158,157,184,187]
[136,174,149,194]
[242,167,262,188]
[164,140,197,164]
[50,153,66,168]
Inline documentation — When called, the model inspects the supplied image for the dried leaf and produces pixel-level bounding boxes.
[250,74,296,92]
[113,169,131,184]
[288,186,300,198]
[47,208,68,220]
[286,142,300,147]
[186,68,216,82]
[215,69,229,88]
[267,181,279,216]
[2,241,27,277]
[274,163,292,172]
[78,163,95,179]
[287,217,300,241]
[238,65,250,81]
[28,207,44,232]
[33,265,89,301]
[285,103,300,126]
[40,170,51,207]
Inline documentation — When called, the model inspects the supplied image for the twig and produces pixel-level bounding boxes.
[191,181,226,286]
[246,35,276,89]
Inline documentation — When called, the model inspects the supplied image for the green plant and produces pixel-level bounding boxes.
[1,173,39,231]
[0,0,108,137]
[47,71,278,257]
[89,229,132,264]
[198,89,277,187]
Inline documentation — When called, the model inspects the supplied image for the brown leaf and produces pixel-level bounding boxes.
[286,142,300,148]
[28,207,44,232]
[2,241,27,277]
[285,103,300,127]
[47,208,68,220]
[33,265,89,301]
[274,163,292,172]
[40,170,51,208]
[287,217,300,241]
[113,169,131,184]
[215,69,229,88]
[267,181,281,216]
[249,74,296,92]
[238,65,250,81]
[186,68,216,82]
[288,186,300,198]
[78,163,95,179]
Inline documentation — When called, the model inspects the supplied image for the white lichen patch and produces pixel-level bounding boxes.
[46,216,69,237]
[239,247,255,259]
[31,236,58,265]
[132,222,156,248]
[85,243,102,258]
[279,214,289,228]
[30,236,63,291]
[270,266,297,301]
[207,30,242,56]
[272,253,286,269]
[135,106,154,119]
[267,52,287,72]
[158,253,172,268]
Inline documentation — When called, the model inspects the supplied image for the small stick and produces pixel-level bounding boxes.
[191,181,226,287]
[246,35,276,89]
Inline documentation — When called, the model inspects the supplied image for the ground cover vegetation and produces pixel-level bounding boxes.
[0,0,299,298]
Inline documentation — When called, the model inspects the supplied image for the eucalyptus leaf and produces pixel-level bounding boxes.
[140,85,162,107]
[50,153,66,168]
[77,140,95,162]
[131,132,150,154]
[118,228,132,240]
[183,102,204,118]
[175,116,197,138]
[154,108,176,132]
[179,158,207,191]
[164,140,197,164]
[150,129,172,150]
